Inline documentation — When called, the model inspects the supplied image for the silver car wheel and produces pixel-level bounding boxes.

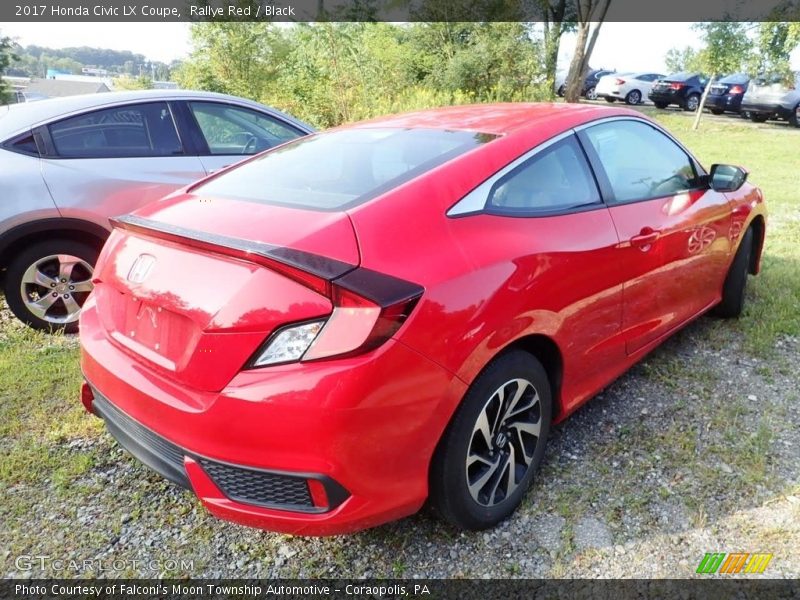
[687,95,700,111]
[586,86,597,100]
[20,254,94,325]
[466,377,541,507]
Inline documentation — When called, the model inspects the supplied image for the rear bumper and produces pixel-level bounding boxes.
[80,297,466,535]
[740,100,792,119]
[706,94,742,112]
[648,91,681,105]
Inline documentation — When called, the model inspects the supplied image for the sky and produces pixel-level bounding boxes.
[1,22,799,72]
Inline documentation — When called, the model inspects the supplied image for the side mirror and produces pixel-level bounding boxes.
[709,164,748,192]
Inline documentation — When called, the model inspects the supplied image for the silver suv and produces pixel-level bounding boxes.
[0,90,313,331]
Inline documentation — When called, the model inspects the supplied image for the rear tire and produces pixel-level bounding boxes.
[684,94,700,112]
[429,350,552,530]
[713,228,753,319]
[585,86,597,100]
[3,239,99,333]
[625,90,642,105]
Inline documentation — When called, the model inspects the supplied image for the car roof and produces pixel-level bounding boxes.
[345,103,630,136]
[0,89,314,140]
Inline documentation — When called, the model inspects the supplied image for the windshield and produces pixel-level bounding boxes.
[719,74,749,84]
[195,128,496,211]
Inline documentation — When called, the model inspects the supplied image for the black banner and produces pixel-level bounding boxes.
[2,0,800,22]
[3,579,800,600]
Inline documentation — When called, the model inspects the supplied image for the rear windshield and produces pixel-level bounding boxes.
[719,73,749,84]
[666,72,694,81]
[195,127,496,211]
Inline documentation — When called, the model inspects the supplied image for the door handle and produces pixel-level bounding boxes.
[630,228,660,250]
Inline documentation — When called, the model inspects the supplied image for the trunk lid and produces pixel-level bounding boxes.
[92,194,359,392]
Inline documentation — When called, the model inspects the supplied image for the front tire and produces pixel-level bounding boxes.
[713,227,753,319]
[585,86,597,100]
[429,350,552,530]
[3,239,99,333]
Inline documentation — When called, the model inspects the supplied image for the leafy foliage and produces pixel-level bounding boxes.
[0,31,15,103]
[5,44,177,80]
[176,22,549,128]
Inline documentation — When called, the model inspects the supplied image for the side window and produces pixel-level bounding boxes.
[487,136,600,214]
[188,102,303,155]
[49,103,182,158]
[582,120,700,204]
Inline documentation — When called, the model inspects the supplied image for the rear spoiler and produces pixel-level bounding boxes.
[111,215,422,307]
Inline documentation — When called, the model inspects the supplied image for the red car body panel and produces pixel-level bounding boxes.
[80,103,767,534]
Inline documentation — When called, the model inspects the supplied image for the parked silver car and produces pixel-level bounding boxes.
[0,90,314,331]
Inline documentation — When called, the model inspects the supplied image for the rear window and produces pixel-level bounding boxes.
[719,73,749,84]
[666,72,693,81]
[194,128,495,211]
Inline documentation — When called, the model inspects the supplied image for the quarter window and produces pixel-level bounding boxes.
[582,120,700,203]
[49,102,182,158]
[188,102,303,155]
[486,136,600,214]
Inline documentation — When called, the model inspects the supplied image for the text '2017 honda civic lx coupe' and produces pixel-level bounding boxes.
[79,104,766,535]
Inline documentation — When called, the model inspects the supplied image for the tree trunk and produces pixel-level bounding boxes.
[564,21,590,102]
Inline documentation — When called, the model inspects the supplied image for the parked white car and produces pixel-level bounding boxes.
[596,72,666,105]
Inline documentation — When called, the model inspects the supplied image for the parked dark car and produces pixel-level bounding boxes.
[740,73,800,127]
[705,73,750,115]
[649,72,709,111]
[557,69,615,100]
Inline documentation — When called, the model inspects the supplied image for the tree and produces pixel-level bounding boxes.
[174,22,287,99]
[564,0,611,103]
[0,32,17,103]
[749,22,800,80]
[692,22,752,75]
[538,0,577,98]
[664,47,705,73]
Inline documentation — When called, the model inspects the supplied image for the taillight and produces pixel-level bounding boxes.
[249,268,423,367]
[670,82,685,90]
[302,282,421,361]
[729,85,744,94]
[615,78,625,85]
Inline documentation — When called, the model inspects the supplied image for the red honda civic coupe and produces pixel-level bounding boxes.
[79,104,766,535]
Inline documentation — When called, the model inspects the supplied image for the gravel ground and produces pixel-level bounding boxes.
[1,303,798,580]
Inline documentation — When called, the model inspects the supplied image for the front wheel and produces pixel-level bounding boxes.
[3,239,99,333]
[713,227,753,319]
[429,350,552,530]
[585,86,597,100]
